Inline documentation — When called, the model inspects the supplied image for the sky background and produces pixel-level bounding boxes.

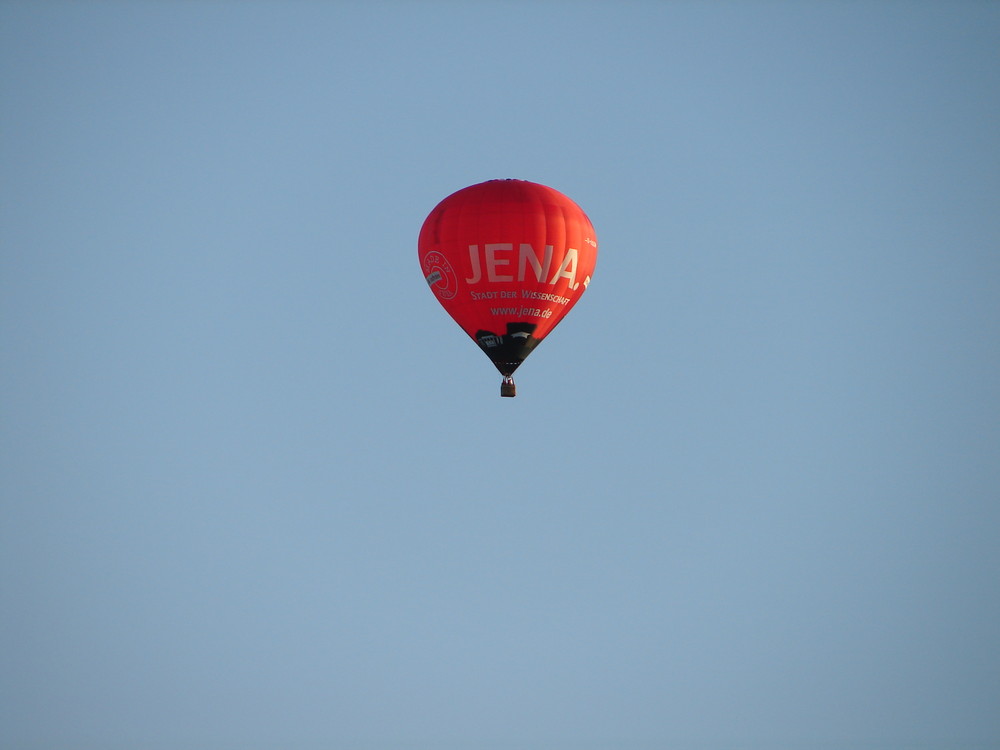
[2,2,999,749]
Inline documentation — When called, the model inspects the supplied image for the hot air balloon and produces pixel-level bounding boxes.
[418,179,598,397]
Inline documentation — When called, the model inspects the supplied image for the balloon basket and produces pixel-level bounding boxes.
[500,377,516,398]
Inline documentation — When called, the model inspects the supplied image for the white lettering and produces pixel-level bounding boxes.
[465,245,481,284]
[485,243,513,282]
[518,243,553,282]
[549,246,578,287]
[465,243,582,287]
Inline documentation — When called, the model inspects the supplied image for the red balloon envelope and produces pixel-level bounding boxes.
[418,179,598,396]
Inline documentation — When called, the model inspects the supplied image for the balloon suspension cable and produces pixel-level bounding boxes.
[500,375,516,398]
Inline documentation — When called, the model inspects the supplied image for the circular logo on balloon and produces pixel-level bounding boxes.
[422,250,458,300]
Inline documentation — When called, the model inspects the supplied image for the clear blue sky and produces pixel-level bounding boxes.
[2,2,998,749]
